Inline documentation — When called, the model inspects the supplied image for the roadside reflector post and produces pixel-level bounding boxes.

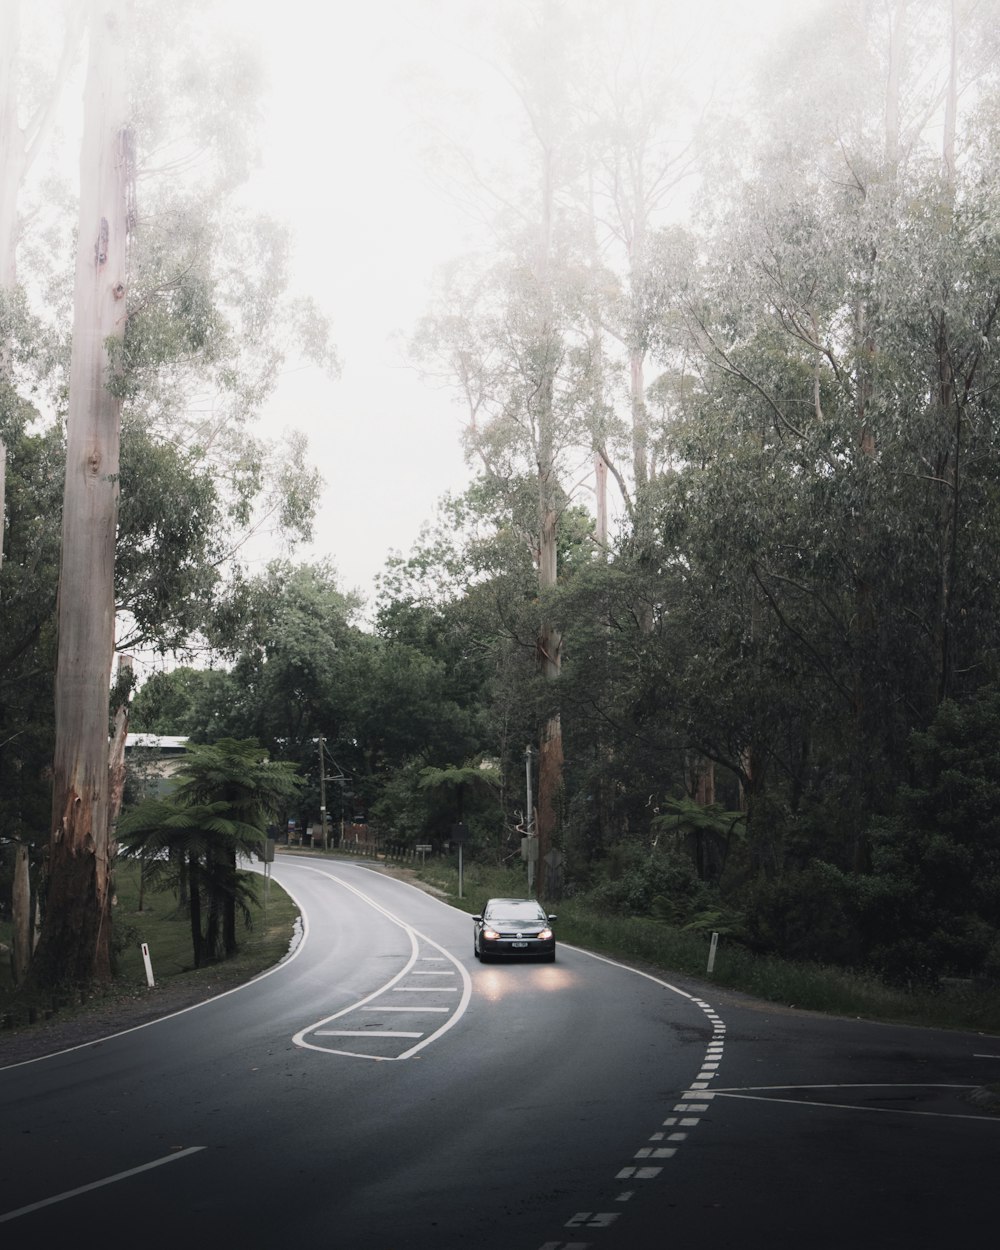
[141,942,155,987]
[707,931,719,975]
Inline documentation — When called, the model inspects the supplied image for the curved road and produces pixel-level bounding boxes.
[1,855,998,1249]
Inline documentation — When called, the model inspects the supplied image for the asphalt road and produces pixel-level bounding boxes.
[1,856,998,1249]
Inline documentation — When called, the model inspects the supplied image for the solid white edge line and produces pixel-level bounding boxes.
[0,1147,205,1223]
[558,942,695,1000]
[712,1090,998,1122]
[0,873,311,1073]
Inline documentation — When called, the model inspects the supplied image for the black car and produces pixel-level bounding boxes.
[473,897,557,962]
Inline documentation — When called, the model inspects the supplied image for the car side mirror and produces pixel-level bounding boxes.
[472,915,482,922]
[547,914,557,921]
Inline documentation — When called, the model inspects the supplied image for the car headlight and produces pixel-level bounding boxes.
[482,927,499,941]
[537,928,553,941]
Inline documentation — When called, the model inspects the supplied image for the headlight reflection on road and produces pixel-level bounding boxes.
[475,964,578,1002]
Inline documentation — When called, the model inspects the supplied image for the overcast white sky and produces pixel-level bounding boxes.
[215,0,815,603]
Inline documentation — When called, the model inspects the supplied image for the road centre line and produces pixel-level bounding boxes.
[0,1147,205,1223]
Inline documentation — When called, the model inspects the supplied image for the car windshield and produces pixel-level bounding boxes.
[486,901,546,922]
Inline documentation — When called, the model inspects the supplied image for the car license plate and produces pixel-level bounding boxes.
[511,941,528,948]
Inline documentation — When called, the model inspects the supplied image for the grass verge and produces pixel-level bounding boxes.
[0,859,298,1033]
[401,853,1000,1035]
[4,849,999,1039]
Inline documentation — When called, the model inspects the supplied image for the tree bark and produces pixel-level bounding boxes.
[535,358,563,899]
[884,0,906,170]
[11,841,31,985]
[31,0,132,989]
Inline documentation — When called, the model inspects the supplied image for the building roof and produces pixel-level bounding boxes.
[124,734,190,752]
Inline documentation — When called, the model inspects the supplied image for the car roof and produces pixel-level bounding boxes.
[485,897,543,906]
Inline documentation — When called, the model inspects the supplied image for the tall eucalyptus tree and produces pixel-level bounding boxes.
[411,3,607,897]
[31,0,132,987]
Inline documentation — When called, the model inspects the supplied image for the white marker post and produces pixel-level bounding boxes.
[141,942,155,987]
[707,932,719,975]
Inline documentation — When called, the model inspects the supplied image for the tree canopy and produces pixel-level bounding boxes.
[6,0,1000,992]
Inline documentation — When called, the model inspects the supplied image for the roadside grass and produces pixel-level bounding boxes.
[5,847,1000,1038]
[397,853,1000,1035]
[0,858,298,1031]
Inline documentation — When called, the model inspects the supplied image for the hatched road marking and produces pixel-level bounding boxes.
[290,870,471,1062]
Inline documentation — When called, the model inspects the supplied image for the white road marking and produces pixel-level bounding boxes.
[0,1147,205,1223]
[288,868,472,1061]
[361,1005,449,1013]
[711,1086,998,1122]
[317,1030,423,1038]
[566,1212,620,1228]
[533,969,728,1250]
[392,985,458,991]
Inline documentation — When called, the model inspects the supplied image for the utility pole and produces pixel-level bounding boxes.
[525,744,537,894]
[318,736,328,851]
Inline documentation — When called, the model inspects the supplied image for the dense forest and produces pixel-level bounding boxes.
[3,0,1000,990]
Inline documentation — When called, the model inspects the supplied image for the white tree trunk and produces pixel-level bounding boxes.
[33,0,132,988]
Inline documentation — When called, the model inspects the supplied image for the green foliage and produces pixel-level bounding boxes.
[0,417,62,847]
[116,419,222,652]
[119,739,301,966]
[859,690,1000,983]
[581,842,712,921]
[128,666,235,737]
[744,861,865,967]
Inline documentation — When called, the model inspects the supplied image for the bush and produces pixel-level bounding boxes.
[743,860,865,965]
[581,843,710,919]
